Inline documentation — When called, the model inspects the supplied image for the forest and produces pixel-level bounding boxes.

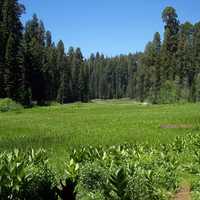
[1,0,200,106]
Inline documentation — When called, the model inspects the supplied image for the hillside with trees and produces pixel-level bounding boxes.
[1,0,200,105]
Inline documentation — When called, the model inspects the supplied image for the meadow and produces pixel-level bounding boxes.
[0,100,200,166]
[1,100,200,199]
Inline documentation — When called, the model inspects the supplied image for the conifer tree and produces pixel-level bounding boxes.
[24,14,46,105]
[56,40,65,103]
[1,0,25,103]
[71,48,83,101]
[161,7,180,81]
[4,34,15,98]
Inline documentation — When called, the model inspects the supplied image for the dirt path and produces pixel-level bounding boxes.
[174,184,191,200]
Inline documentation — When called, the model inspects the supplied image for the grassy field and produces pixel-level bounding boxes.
[0,100,200,166]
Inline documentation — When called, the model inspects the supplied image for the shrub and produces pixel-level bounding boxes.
[0,98,23,112]
[108,167,129,199]
[0,149,28,199]
[51,101,61,106]
[79,162,108,191]
[20,165,57,200]
[0,149,57,200]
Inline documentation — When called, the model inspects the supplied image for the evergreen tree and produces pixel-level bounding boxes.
[161,7,180,81]
[71,48,83,101]
[4,34,15,98]
[152,32,161,102]
[1,0,25,103]
[190,22,200,101]
[46,30,52,48]
[0,0,5,98]
[176,22,194,100]
[56,40,65,103]
[24,14,46,105]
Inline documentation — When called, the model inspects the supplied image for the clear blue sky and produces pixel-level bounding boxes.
[19,0,200,57]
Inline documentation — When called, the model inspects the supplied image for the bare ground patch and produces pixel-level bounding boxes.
[174,184,191,200]
[160,124,193,129]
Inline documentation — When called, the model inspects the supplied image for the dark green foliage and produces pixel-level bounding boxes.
[159,80,178,104]
[109,168,130,200]
[0,0,26,103]
[80,63,90,102]
[21,166,57,200]
[55,178,77,200]
[162,7,179,53]
[79,162,107,191]
[4,33,15,98]
[24,14,46,105]
[56,40,66,103]
[71,48,84,101]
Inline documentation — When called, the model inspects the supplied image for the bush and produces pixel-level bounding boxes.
[0,149,28,199]
[50,101,61,106]
[79,162,108,191]
[21,165,57,200]
[0,149,57,200]
[0,98,23,112]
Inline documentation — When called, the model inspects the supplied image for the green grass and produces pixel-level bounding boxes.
[0,100,200,166]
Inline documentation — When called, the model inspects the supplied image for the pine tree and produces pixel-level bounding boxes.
[176,22,194,100]
[24,14,46,105]
[161,7,180,81]
[0,31,5,98]
[190,22,200,101]
[152,32,161,103]
[79,63,89,102]
[56,40,72,103]
[71,48,83,101]
[1,0,25,103]
[4,34,15,98]
[0,0,5,98]
[56,40,65,103]
[46,30,52,48]
[87,53,96,99]
[43,31,56,102]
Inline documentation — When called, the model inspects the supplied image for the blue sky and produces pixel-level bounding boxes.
[19,0,200,57]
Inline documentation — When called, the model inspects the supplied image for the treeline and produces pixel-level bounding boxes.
[88,7,200,103]
[1,1,200,105]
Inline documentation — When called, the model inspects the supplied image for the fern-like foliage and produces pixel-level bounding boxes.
[109,167,130,200]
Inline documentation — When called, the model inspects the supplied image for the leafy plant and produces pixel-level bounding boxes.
[21,165,57,200]
[79,162,107,191]
[55,159,79,200]
[108,167,130,200]
[0,98,23,112]
[0,149,54,200]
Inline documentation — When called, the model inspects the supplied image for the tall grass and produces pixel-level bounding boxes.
[0,101,200,166]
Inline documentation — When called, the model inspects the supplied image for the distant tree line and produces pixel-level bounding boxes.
[1,0,200,106]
